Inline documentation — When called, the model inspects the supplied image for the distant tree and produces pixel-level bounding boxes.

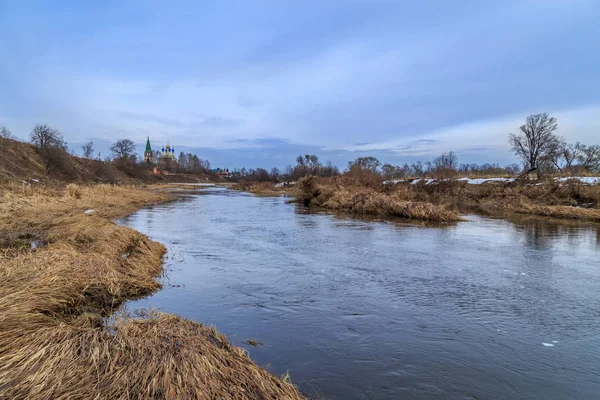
[410,161,424,177]
[509,113,559,178]
[320,160,339,177]
[0,126,15,139]
[551,141,585,173]
[505,163,522,176]
[578,145,600,172]
[433,152,458,170]
[29,124,68,173]
[292,154,321,178]
[200,158,211,171]
[81,140,94,159]
[178,151,187,169]
[348,156,381,173]
[110,139,136,159]
[381,163,401,179]
[30,124,66,150]
[270,167,281,181]
[432,152,458,178]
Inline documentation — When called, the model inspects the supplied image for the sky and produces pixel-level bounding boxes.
[1,0,599,169]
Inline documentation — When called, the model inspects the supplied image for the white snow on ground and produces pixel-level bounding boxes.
[555,177,600,185]
[387,177,599,185]
[457,177,516,184]
[275,182,296,188]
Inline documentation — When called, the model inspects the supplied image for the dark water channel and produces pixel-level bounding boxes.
[119,187,600,399]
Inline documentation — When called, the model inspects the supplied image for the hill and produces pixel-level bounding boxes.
[0,137,136,184]
[0,137,210,185]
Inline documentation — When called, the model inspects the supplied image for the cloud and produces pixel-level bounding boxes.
[1,0,599,167]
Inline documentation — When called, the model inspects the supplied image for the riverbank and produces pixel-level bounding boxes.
[236,176,600,223]
[0,183,303,399]
[296,176,463,222]
[231,181,296,196]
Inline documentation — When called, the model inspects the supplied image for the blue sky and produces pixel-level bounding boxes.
[1,0,599,169]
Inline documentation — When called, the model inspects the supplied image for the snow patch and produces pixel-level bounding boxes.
[555,177,600,185]
[275,182,296,188]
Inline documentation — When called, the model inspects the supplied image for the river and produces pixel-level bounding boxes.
[118,187,600,399]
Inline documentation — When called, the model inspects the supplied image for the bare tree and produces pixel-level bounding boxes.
[0,126,15,139]
[562,141,586,172]
[578,145,600,172]
[348,156,381,172]
[433,151,458,170]
[29,124,68,173]
[509,113,559,178]
[110,139,136,159]
[382,163,401,179]
[549,140,584,174]
[432,151,458,178]
[81,140,94,158]
[270,167,281,181]
[30,124,66,150]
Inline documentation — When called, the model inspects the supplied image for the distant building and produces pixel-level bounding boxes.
[144,137,153,163]
[212,168,231,177]
[161,143,176,160]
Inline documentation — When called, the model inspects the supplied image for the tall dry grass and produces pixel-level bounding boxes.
[296,176,463,222]
[394,179,600,222]
[0,183,304,399]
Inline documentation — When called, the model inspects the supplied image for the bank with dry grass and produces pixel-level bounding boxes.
[231,181,296,196]
[0,183,304,399]
[401,178,600,222]
[295,176,463,222]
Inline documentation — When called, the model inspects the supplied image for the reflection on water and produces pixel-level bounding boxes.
[119,188,600,400]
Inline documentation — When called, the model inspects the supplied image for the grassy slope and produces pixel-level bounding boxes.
[0,137,136,184]
[0,184,304,399]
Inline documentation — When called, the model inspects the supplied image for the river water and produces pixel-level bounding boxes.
[119,187,600,399]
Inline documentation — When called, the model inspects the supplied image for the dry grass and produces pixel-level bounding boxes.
[0,183,304,399]
[393,179,600,222]
[296,176,463,222]
[231,181,295,196]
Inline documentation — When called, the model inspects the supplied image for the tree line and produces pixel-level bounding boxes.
[236,113,599,182]
[2,113,598,182]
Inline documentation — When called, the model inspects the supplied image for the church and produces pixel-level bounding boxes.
[144,137,176,163]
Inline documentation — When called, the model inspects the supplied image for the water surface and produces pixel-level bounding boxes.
[119,188,600,399]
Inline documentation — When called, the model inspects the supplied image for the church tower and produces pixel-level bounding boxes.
[144,137,153,163]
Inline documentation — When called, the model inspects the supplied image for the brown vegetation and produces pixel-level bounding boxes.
[0,183,303,399]
[231,181,295,195]
[0,137,135,184]
[296,176,464,222]
[396,179,600,222]
[290,173,600,223]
